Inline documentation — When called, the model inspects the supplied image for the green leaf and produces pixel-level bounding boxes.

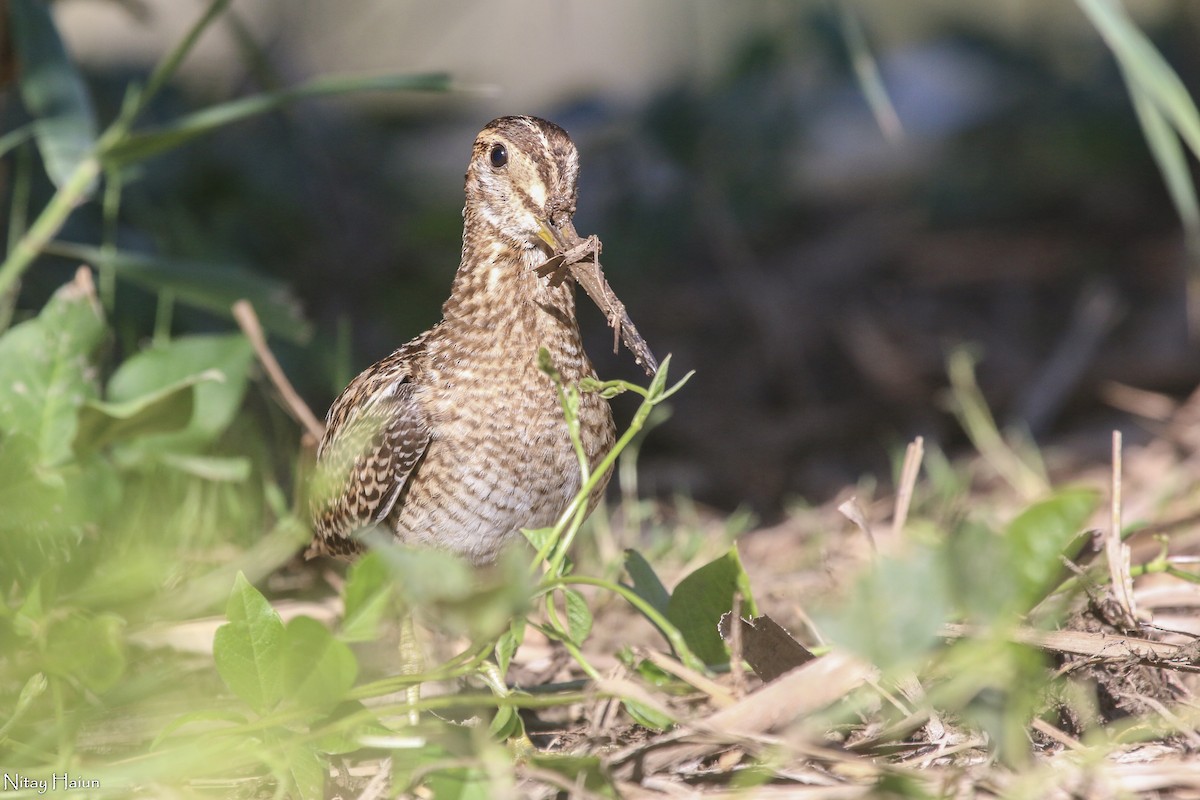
[521,526,555,554]
[150,709,248,750]
[0,433,82,567]
[0,672,47,738]
[528,754,617,797]
[494,618,525,676]
[10,0,98,192]
[425,767,493,800]
[1078,0,1200,158]
[312,700,389,755]
[156,453,249,479]
[622,699,673,732]
[282,616,358,712]
[665,546,758,665]
[1004,488,1098,606]
[106,334,254,457]
[340,552,393,642]
[101,72,452,166]
[73,370,219,454]
[46,242,310,342]
[369,539,531,639]
[563,589,593,645]
[0,273,105,465]
[282,743,326,800]
[157,452,251,481]
[487,704,524,740]
[820,545,951,671]
[623,549,671,618]
[631,657,674,688]
[44,612,126,693]
[213,573,284,713]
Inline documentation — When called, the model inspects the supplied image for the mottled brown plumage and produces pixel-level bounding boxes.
[308,116,617,565]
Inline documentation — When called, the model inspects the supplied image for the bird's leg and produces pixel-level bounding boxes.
[399,612,424,726]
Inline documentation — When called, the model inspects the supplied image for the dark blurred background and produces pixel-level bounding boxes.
[9,0,1200,521]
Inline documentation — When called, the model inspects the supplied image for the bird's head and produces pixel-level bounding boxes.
[464,116,581,254]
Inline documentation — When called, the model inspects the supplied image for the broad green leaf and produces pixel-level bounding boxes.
[521,526,555,554]
[213,573,284,713]
[946,521,1019,624]
[107,334,253,457]
[10,0,98,192]
[494,618,525,675]
[820,546,950,671]
[665,546,758,665]
[487,704,524,740]
[0,273,105,465]
[0,448,116,585]
[0,672,47,738]
[73,370,219,454]
[282,743,325,800]
[157,452,251,481]
[313,700,390,755]
[340,552,392,643]
[101,72,452,166]
[631,656,673,688]
[563,589,593,645]
[623,549,671,617]
[622,699,673,732]
[0,434,75,539]
[425,767,494,800]
[528,754,616,797]
[282,616,358,712]
[369,539,531,638]
[44,612,126,693]
[47,242,310,342]
[150,709,248,750]
[1004,488,1098,606]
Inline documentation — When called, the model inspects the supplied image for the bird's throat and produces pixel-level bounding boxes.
[443,225,578,341]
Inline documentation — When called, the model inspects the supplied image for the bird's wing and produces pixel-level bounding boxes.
[308,351,432,558]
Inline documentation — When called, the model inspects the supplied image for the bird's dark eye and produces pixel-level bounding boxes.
[489,143,508,168]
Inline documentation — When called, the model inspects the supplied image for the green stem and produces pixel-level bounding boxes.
[0,0,234,301]
[127,0,234,128]
[0,155,101,298]
[534,399,655,573]
[100,166,123,313]
[348,638,494,700]
[546,575,707,673]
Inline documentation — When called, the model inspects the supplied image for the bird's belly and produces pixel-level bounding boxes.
[391,381,612,564]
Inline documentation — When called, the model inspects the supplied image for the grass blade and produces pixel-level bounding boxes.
[102,72,453,165]
[45,242,311,343]
[9,0,99,193]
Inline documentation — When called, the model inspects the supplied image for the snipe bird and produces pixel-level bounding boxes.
[309,116,620,565]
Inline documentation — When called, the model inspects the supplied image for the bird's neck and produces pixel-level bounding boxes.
[442,220,578,336]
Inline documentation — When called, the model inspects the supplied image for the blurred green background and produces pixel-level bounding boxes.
[6,0,1200,517]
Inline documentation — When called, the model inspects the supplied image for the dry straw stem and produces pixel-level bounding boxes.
[941,623,1200,673]
[837,497,876,554]
[1106,430,1139,630]
[232,299,325,441]
[610,651,876,779]
[634,647,736,709]
[891,436,924,540]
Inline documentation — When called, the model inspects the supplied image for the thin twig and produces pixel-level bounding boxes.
[1107,430,1138,629]
[635,648,735,709]
[838,497,877,554]
[232,299,325,441]
[891,436,924,540]
[729,593,746,699]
